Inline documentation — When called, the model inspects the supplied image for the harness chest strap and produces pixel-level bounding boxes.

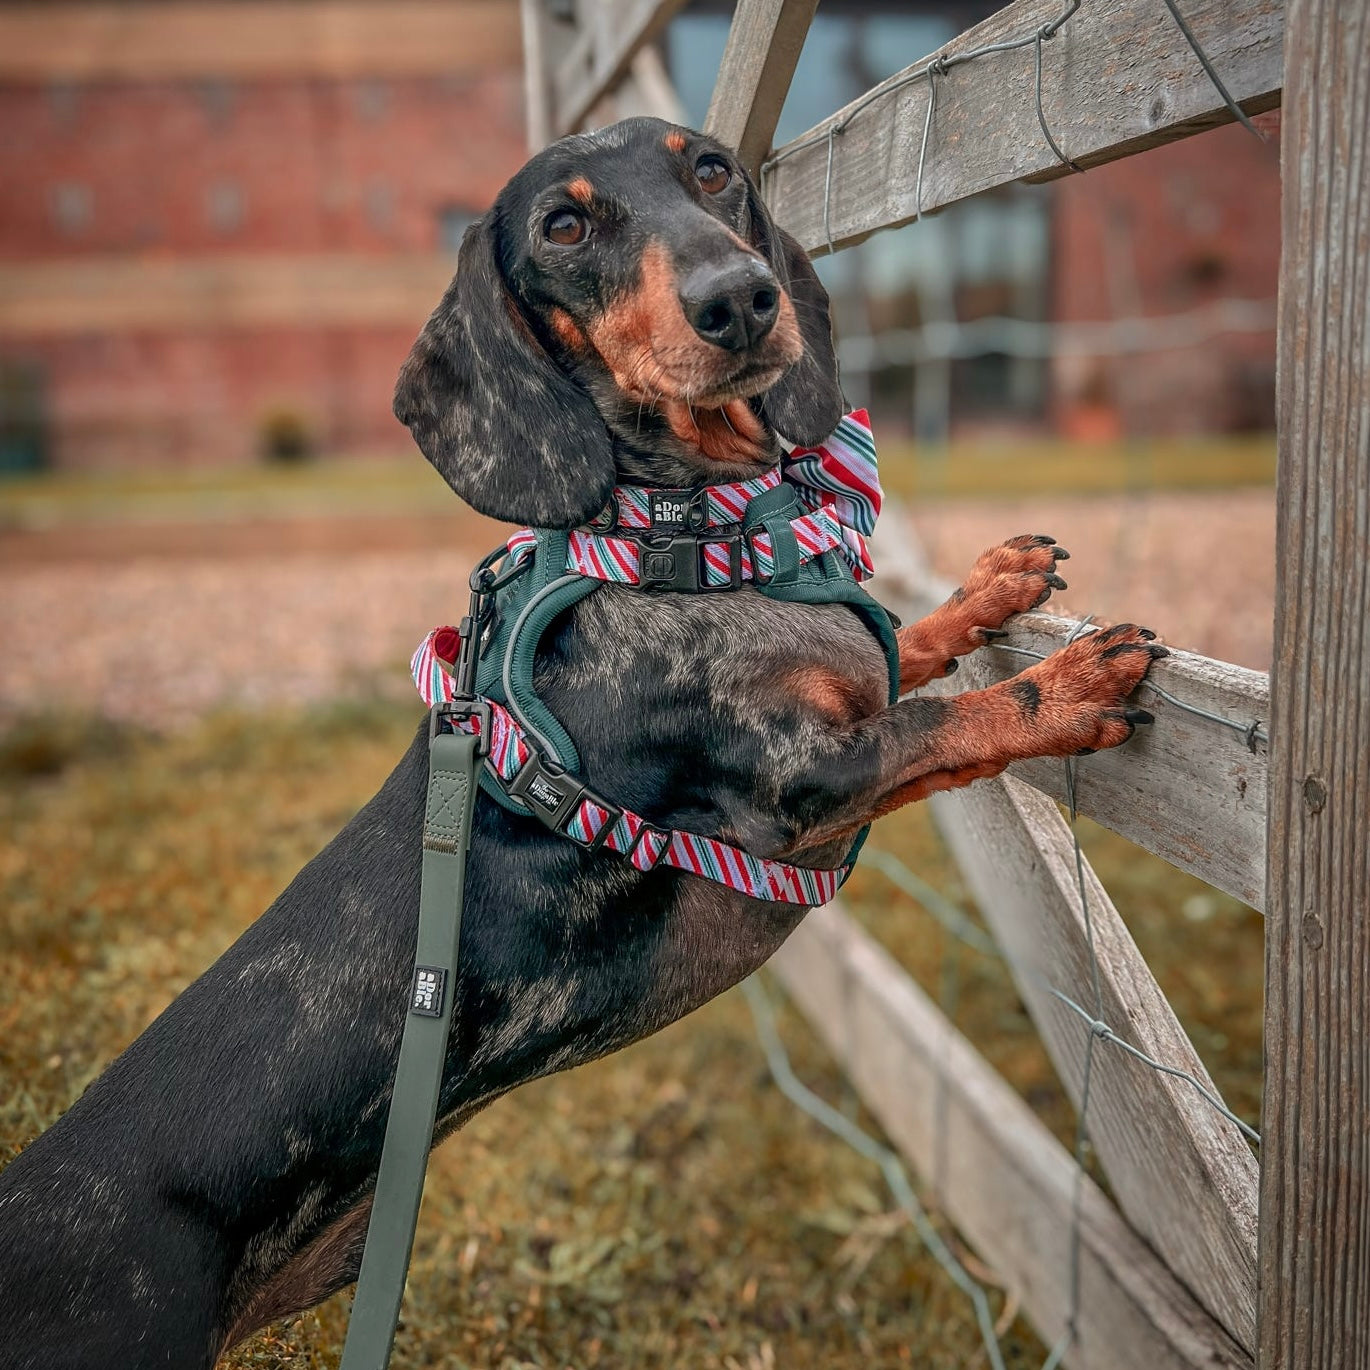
[408,407,890,906]
[412,655,847,906]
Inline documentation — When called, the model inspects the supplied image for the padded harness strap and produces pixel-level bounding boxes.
[409,649,849,906]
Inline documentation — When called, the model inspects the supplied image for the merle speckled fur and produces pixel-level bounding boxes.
[0,118,1159,1369]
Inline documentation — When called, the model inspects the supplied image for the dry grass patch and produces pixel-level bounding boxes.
[2,703,1260,1367]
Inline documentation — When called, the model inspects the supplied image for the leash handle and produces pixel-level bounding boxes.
[338,722,480,1370]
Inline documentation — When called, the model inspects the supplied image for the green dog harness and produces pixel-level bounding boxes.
[341,410,898,1368]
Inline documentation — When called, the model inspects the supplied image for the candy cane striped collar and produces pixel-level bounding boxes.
[594,468,783,533]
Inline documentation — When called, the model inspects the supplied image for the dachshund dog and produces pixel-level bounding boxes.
[0,118,1162,1368]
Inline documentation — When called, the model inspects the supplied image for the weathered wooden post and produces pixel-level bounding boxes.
[1259,3,1370,1367]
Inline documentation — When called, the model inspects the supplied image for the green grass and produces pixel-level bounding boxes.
[0,705,1262,1367]
[877,434,1275,500]
[0,436,1275,535]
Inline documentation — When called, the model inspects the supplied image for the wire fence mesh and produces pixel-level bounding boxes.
[742,626,1263,1367]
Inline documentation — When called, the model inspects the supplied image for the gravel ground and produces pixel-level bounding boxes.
[908,488,1275,672]
[0,488,1274,730]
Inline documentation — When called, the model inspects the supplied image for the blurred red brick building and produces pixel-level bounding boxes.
[1049,115,1281,442]
[0,0,527,470]
[0,0,1280,473]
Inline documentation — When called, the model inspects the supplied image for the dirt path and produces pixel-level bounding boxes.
[1,488,1273,730]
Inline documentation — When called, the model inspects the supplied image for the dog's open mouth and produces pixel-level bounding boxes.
[657,395,773,464]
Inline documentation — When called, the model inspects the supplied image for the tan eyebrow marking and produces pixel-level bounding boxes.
[663,130,687,153]
[548,307,587,350]
[566,177,595,206]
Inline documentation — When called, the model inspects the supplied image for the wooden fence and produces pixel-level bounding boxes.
[518,2,1370,1366]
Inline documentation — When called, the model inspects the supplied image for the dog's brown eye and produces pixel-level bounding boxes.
[695,158,731,194]
[545,210,588,246]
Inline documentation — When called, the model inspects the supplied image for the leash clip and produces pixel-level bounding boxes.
[430,571,497,754]
[430,697,492,754]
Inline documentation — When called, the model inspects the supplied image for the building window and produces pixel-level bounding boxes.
[199,79,236,130]
[365,181,395,231]
[437,206,477,253]
[51,183,93,234]
[206,181,245,234]
[355,80,389,122]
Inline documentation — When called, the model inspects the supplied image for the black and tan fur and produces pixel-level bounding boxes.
[0,119,1162,1368]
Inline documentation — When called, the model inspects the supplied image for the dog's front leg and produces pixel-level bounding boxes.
[785,622,1163,852]
[896,533,1069,689]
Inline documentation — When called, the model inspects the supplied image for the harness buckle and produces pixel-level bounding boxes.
[505,752,621,848]
[635,531,744,593]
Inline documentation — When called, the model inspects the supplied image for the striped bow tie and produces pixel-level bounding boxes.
[782,408,881,579]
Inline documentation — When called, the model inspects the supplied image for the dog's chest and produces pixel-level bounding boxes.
[526,584,888,828]
[542,585,885,716]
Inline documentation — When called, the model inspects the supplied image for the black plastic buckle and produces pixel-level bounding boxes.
[505,753,621,848]
[430,698,493,757]
[635,531,743,593]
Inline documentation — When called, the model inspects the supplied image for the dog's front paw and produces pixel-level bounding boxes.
[897,536,1071,690]
[1014,623,1167,755]
[958,534,1069,645]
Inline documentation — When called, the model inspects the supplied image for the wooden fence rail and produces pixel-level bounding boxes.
[703,0,817,173]
[772,904,1252,1370]
[546,0,686,139]
[877,550,1271,913]
[872,524,1262,1350]
[762,0,1283,255]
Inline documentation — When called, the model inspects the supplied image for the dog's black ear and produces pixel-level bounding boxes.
[745,185,844,446]
[394,215,615,527]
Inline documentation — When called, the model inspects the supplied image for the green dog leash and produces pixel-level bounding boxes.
[338,715,479,1370]
[340,563,493,1370]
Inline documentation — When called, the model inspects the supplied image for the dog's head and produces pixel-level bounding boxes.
[394,117,842,526]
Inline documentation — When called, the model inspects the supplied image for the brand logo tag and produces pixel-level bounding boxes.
[650,492,694,529]
[411,965,447,1018]
[525,772,565,813]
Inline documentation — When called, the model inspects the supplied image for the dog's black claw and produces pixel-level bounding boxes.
[1149,645,1170,659]
[1045,574,1068,591]
[1052,547,1070,561]
[943,658,959,675]
[1125,708,1155,726]
[1031,533,1055,545]
[1075,746,1097,756]
[981,627,1009,641]
[1137,627,1157,640]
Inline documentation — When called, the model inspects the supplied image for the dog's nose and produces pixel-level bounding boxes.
[679,258,780,352]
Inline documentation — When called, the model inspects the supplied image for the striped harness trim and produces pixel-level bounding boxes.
[412,634,846,906]
[504,408,880,587]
